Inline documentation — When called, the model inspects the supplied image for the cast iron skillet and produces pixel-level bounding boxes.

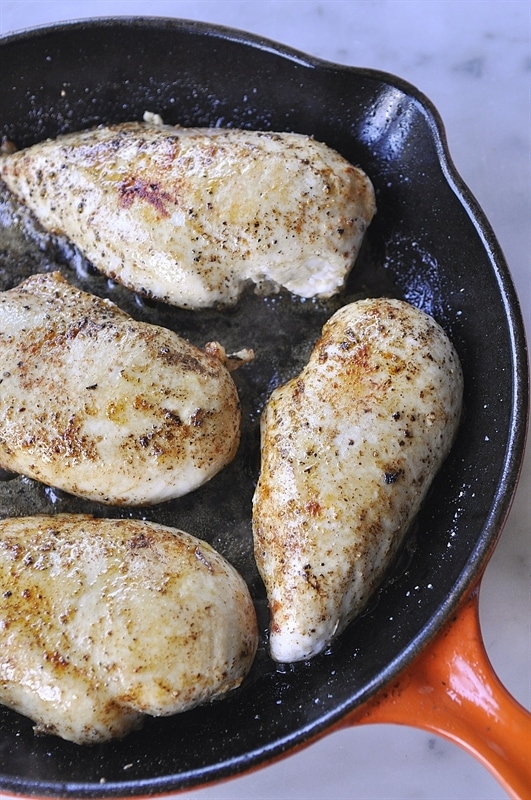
[0,17,528,799]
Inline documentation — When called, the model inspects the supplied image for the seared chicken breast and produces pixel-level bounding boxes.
[253,298,463,662]
[0,514,258,744]
[0,121,376,308]
[0,272,242,505]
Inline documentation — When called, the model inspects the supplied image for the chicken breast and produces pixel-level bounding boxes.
[0,120,376,308]
[0,514,258,744]
[252,298,463,662]
[0,271,242,505]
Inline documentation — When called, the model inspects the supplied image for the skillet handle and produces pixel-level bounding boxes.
[340,587,531,800]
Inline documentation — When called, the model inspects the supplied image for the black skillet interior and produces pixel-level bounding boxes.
[0,17,528,799]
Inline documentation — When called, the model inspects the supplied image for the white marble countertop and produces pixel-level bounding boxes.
[0,2,529,799]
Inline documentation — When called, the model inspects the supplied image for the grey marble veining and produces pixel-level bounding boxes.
[0,2,529,799]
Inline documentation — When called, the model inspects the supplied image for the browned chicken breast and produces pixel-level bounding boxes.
[0,514,258,744]
[0,272,242,505]
[0,120,376,308]
[253,298,463,662]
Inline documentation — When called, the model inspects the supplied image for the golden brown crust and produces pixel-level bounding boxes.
[0,272,241,504]
[253,298,463,662]
[0,122,376,308]
[0,514,258,743]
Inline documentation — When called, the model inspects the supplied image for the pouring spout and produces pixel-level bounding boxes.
[341,586,531,800]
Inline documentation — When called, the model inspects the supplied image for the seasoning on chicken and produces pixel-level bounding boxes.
[252,298,463,662]
[0,272,244,505]
[0,514,258,744]
[0,120,376,308]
